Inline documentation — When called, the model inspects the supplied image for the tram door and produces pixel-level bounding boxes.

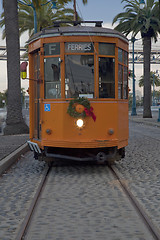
[33,52,41,139]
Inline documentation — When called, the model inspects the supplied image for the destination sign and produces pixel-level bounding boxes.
[65,42,94,53]
[44,43,60,55]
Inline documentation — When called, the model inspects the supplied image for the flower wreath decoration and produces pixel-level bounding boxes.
[67,97,96,121]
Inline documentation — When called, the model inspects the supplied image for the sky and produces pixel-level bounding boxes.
[0,0,160,96]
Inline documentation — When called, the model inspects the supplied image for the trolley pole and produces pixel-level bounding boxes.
[131,37,137,116]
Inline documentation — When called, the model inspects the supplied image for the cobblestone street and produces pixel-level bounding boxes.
[25,164,154,240]
[115,121,160,230]
[0,119,160,239]
[0,152,46,240]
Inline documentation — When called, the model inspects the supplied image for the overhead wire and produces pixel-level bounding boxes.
[76,1,98,55]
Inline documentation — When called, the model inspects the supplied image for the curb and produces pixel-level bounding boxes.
[129,117,160,128]
[0,143,29,176]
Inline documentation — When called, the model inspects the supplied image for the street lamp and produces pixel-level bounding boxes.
[152,73,155,106]
[18,0,37,34]
[41,1,57,14]
[156,69,160,122]
[140,0,145,9]
[18,0,57,33]
[131,36,137,116]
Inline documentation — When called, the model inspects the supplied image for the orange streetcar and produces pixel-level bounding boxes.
[27,21,129,164]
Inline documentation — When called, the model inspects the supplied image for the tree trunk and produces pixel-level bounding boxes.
[3,0,29,135]
[143,36,152,118]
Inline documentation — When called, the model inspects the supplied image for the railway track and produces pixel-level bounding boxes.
[15,161,160,240]
[110,165,160,240]
[16,165,51,240]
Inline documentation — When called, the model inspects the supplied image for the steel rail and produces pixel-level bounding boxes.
[16,165,51,240]
[110,165,160,240]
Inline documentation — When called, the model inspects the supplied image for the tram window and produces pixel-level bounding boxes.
[44,58,61,99]
[99,43,115,56]
[118,48,123,63]
[124,51,128,65]
[99,57,115,98]
[124,66,128,99]
[65,55,94,98]
[118,64,123,99]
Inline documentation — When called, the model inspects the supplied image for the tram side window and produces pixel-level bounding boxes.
[124,51,128,65]
[65,55,94,98]
[118,64,123,99]
[44,58,61,99]
[99,43,115,56]
[118,48,123,63]
[124,66,128,99]
[99,57,115,98]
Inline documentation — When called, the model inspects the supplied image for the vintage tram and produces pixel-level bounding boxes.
[27,21,129,164]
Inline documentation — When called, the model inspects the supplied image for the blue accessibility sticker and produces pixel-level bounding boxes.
[44,104,51,112]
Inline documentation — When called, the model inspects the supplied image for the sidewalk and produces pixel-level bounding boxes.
[129,109,160,128]
[0,134,29,175]
[0,108,29,162]
[0,134,29,161]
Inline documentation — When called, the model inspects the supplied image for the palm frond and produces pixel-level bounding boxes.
[113,0,160,41]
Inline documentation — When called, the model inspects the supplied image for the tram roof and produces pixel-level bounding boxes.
[28,24,128,44]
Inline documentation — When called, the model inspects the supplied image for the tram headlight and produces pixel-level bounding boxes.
[76,119,84,128]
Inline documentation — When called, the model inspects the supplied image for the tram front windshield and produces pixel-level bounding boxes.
[65,55,94,98]
[44,49,115,99]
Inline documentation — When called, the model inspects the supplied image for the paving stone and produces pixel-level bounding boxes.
[25,165,154,240]
[115,121,160,231]
[0,120,160,239]
[0,152,45,239]
[0,134,29,161]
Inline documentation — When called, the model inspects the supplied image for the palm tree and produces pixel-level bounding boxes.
[139,73,160,105]
[73,0,87,21]
[0,0,83,39]
[139,71,160,87]
[3,0,29,135]
[18,0,76,37]
[112,0,160,118]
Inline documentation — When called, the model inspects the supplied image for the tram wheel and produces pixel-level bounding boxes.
[96,152,107,164]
